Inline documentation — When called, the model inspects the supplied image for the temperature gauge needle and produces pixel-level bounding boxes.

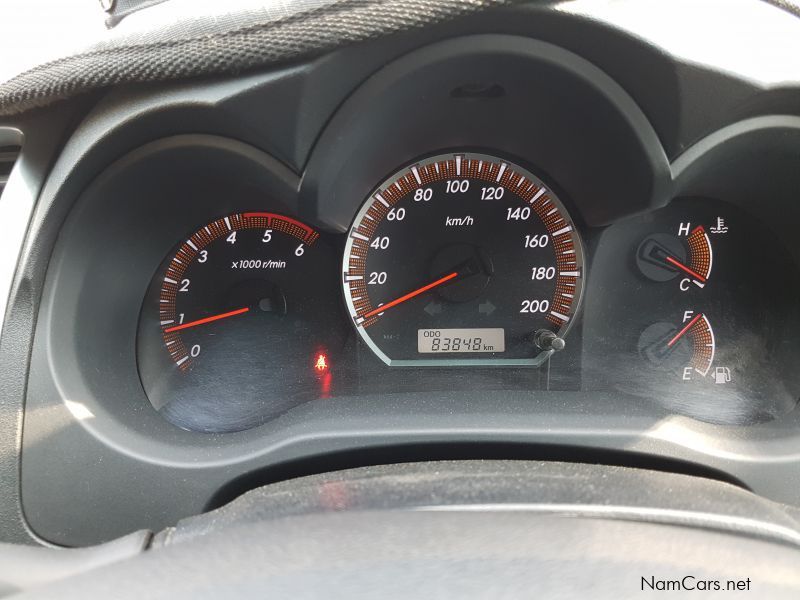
[164,307,250,333]
[666,313,703,347]
[664,255,707,284]
[363,272,459,319]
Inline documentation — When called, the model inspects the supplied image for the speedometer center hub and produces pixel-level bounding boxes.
[428,243,492,303]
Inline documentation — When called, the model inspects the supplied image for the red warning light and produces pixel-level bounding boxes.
[314,354,329,371]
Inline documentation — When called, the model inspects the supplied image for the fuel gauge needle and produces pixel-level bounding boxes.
[164,307,250,333]
[666,313,703,347]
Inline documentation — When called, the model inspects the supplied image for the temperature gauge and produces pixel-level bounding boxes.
[636,224,713,291]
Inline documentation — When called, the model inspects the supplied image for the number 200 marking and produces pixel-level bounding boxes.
[520,299,550,313]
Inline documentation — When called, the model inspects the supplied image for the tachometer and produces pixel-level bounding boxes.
[137,212,346,433]
[342,152,585,366]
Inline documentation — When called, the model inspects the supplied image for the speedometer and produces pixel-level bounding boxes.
[342,151,585,366]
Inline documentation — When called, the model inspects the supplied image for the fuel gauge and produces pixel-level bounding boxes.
[638,311,719,382]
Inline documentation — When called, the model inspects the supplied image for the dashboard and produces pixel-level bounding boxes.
[3,0,800,549]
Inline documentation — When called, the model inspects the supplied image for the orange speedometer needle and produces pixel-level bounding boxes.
[164,307,250,333]
[363,272,459,319]
[664,255,706,283]
[666,313,703,347]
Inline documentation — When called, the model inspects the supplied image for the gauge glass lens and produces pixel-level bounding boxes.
[342,152,585,366]
[137,212,345,433]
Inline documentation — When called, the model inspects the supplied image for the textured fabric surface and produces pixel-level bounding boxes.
[165,461,800,548]
[105,0,174,28]
[17,512,800,599]
[1,0,798,116]
[0,0,518,116]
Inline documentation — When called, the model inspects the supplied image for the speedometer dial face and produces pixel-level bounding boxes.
[342,152,585,366]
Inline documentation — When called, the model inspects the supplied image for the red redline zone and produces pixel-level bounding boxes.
[242,212,315,239]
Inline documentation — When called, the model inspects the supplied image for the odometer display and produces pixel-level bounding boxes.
[418,328,505,353]
[342,152,585,366]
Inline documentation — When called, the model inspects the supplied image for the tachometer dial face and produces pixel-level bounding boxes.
[137,212,346,433]
[342,152,585,366]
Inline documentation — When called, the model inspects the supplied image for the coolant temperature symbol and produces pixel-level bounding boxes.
[709,217,729,234]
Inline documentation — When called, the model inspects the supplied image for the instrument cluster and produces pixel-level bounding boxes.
[131,148,800,433]
[102,36,800,434]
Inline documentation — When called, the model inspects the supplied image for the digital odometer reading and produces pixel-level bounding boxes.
[418,328,505,353]
[342,151,585,367]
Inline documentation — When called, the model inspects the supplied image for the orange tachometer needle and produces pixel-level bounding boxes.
[164,307,250,333]
[363,272,459,319]
[666,313,703,348]
[664,255,706,283]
